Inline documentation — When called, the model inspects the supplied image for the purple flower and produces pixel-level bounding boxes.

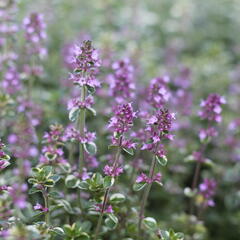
[43,124,65,144]
[95,204,113,213]
[199,178,217,207]
[1,66,22,95]
[103,165,123,177]
[108,58,135,103]
[69,40,101,87]
[34,203,48,212]
[23,12,47,57]
[8,183,27,209]
[199,93,226,123]
[108,103,137,134]
[199,127,218,141]
[136,172,162,184]
[68,95,94,110]
[147,76,171,108]
[64,126,96,144]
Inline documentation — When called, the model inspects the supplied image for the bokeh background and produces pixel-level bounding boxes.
[2,0,240,239]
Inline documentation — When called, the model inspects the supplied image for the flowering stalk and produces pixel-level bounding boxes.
[190,94,225,215]
[94,103,136,239]
[136,108,175,239]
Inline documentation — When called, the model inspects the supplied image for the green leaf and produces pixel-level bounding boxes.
[28,178,37,184]
[48,191,62,199]
[108,213,118,224]
[0,154,10,161]
[44,179,55,187]
[87,107,96,116]
[84,142,97,155]
[29,186,42,195]
[143,217,157,231]
[78,181,89,190]
[86,84,95,94]
[49,174,61,183]
[105,215,118,230]
[122,148,134,156]
[110,193,126,204]
[49,227,65,236]
[104,176,115,188]
[42,166,53,176]
[156,155,168,166]
[57,200,74,214]
[133,182,147,191]
[65,175,79,188]
[69,107,80,122]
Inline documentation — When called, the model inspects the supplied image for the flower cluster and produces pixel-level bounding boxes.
[141,109,175,157]
[23,12,47,57]
[40,124,66,165]
[136,172,162,184]
[108,58,135,103]
[103,165,123,177]
[95,203,113,213]
[199,127,218,142]
[108,103,137,135]
[34,203,48,212]
[68,95,94,110]
[8,183,28,209]
[64,126,96,144]
[43,124,65,144]
[147,76,171,109]
[199,93,226,123]
[198,178,217,207]
[1,66,22,95]
[69,40,101,87]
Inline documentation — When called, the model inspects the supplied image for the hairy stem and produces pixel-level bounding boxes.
[137,156,157,240]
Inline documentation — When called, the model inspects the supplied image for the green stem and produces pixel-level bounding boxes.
[137,156,157,240]
[77,85,87,211]
[78,85,87,172]
[94,145,122,240]
[43,190,50,225]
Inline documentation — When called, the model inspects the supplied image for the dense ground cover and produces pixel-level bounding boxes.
[0,0,240,239]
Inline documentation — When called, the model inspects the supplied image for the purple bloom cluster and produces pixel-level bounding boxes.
[40,124,66,165]
[68,95,94,110]
[199,94,226,123]
[0,140,10,171]
[141,109,175,157]
[199,127,218,142]
[136,172,162,184]
[65,126,96,144]
[103,165,123,177]
[199,178,217,207]
[34,203,48,212]
[8,183,28,209]
[23,13,47,57]
[69,40,101,87]
[108,58,135,103]
[108,103,137,134]
[147,76,171,109]
[95,203,113,213]
[0,0,18,47]
[1,66,22,95]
